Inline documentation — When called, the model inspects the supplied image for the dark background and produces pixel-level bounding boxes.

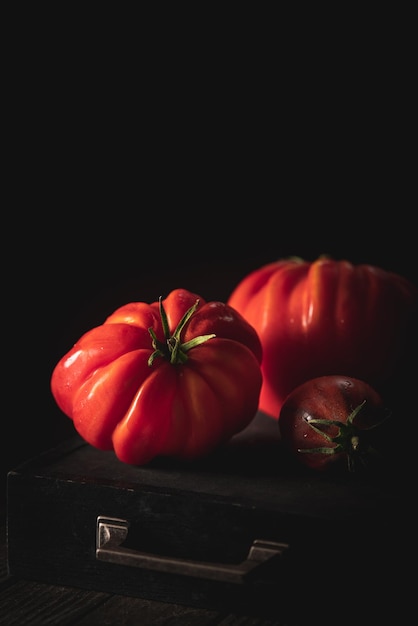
[3,34,416,511]
[5,195,416,505]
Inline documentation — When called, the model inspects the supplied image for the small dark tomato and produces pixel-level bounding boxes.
[278,375,390,471]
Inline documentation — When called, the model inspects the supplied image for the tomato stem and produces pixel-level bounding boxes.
[148,297,216,366]
[299,400,391,471]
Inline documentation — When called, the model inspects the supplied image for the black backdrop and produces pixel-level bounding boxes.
[6,194,416,505]
[4,51,417,508]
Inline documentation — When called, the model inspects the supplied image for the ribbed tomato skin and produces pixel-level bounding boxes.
[228,257,418,419]
[50,289,263,465]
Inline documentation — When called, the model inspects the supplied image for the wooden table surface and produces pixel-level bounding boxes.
[1,433,412,626]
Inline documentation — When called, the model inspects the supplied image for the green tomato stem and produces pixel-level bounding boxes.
[148,296,216,367]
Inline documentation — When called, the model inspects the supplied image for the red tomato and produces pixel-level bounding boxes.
[50,288,263,465]
[228,257,418,419]
[278,375,389,471]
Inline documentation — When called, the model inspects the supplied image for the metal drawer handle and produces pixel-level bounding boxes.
[96,516,288,584]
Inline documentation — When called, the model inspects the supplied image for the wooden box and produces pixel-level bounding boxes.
[7,413,406,621]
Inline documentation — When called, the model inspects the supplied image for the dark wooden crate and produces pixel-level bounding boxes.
[7,413,407,621]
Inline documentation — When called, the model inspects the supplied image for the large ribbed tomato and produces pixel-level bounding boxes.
[228,257,418,419]
[50,288,262,465]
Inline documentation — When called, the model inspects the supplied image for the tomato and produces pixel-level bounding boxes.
[278,375,390,471]
[50,288,263,465]
[228,256,418,419]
